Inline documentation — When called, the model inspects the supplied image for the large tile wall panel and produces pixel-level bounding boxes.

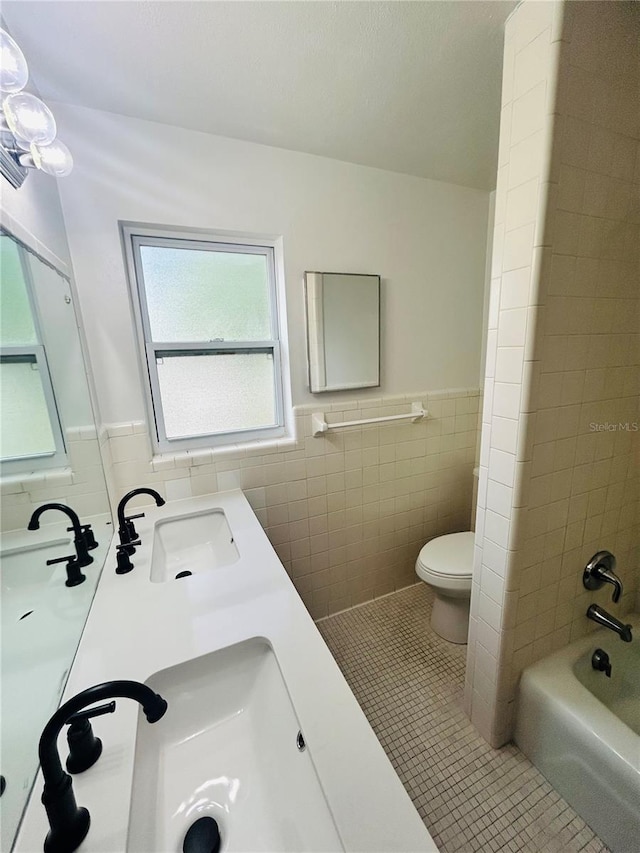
[511,0,640,674]
[466,0,640,747]
[102,388,481,619]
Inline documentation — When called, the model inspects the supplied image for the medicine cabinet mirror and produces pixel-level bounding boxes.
[304,271,380,393]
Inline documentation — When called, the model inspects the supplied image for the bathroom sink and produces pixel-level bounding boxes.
[149,508,240,582]
[127,638,343,852]
[0,538,71,593]
[1,539,74,638]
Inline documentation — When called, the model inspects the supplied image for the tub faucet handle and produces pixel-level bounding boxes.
[583,551,623,603]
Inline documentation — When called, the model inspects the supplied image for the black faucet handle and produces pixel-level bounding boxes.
[66,702,116,775]
[67,523,98,551]
[124,513,145,540]
[47,554,87,588]
[47,553,76,566]
[116,540,141,551]
[116,541,140,574]
[67,701,117,724]
[47,554,87,586]
[48,555,87,587]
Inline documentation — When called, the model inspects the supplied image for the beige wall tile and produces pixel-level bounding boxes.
[467,0,640,747]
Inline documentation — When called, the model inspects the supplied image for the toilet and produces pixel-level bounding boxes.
[415,531,475,644]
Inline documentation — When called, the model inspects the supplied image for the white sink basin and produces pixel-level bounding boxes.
[0,538,71,594]
[150,508,240,583]
[1,538,75,635]
[128,638,343,852]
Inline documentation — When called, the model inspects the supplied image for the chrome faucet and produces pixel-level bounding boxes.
[587,604,632,643]
[583,551,623,603]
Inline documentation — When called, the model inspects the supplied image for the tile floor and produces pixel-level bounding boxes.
[317,584,609,853]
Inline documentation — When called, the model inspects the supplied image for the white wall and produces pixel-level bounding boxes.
[52,104,490,425]
[0,166,71,272]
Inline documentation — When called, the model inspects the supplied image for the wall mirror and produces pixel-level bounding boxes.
[0,228,112,852]
[304,271,380,393]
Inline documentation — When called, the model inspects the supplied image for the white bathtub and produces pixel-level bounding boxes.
[514,615,640,853]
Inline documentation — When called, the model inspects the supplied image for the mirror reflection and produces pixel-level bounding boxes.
[304,272,380,393]
[0,230,112,852]
[1,235,68,467]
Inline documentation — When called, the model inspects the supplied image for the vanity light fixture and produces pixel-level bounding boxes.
[0,27,28,93]
[0,27,73,188]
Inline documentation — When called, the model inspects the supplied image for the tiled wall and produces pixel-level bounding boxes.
[0,427,111,533]
[465,0,640,747]
[101,388,480,618]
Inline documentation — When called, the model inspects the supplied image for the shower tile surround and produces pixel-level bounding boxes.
[319,585,608,853]
[467,0,640,745]
[98,388,480,618]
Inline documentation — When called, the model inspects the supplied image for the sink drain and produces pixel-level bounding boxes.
[19,610,34,621]
[175,570,193,579]
[183,816,221,853]
[296,730,306,752]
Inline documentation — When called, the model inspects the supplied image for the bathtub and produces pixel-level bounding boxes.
[514,615,640,853]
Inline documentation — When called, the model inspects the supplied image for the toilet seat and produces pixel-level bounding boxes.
[416,531,474,592]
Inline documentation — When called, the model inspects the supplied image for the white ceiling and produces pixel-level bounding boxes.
[2,1,516,190]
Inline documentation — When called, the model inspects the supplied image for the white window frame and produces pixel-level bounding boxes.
[121,225,286,454]
[0,241,67,474]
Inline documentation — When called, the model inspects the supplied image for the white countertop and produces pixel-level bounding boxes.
[14,490,437,853]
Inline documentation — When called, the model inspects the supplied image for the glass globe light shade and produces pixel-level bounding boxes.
[10,127,33,151]
[0,28,28,93]
[3,91,56,146]
[30,139,73,177]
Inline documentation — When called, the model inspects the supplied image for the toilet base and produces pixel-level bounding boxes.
[430,594,470,644]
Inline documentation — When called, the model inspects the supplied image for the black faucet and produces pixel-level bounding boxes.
[116,488,165,553]
[38,680,168,853]
[28,504,94,570]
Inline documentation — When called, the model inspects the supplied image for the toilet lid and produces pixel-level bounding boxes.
[417,531,475,578]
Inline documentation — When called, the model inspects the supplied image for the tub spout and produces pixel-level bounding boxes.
[587,604,632,643]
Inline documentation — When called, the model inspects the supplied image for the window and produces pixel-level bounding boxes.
[0,234,66,472]
[123,226,285,453]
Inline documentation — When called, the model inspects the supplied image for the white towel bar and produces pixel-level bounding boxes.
[312,402,427,437]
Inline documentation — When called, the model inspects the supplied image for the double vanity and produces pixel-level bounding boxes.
[13,489,437,853]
